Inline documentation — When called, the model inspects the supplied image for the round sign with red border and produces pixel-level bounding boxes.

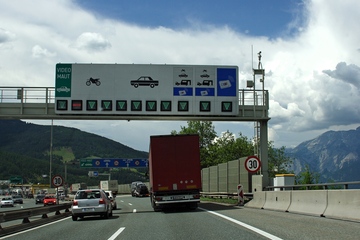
[52,174,64,187]
[244,156,261,173]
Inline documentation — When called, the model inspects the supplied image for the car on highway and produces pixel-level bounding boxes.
[131,181,143,197]
[12,195,23,204]
[43,194,57,206]
[35,194,45,204]
[71,189,112,221]
[134,183,149,197]
[1,197,14,208]
[105,191,117,210]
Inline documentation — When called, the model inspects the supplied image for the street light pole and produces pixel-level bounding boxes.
[49,119,53,187]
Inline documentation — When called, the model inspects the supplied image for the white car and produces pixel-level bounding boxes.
[1,197,14,207]
[71,189,112,221]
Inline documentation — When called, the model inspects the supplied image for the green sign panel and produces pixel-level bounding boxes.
[55,64,72,97]
[80,159,93,168]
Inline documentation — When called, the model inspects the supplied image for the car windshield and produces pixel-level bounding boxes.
[2,197,12,200]
[45,195,55,199]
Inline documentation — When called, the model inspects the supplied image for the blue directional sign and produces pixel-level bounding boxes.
[80,158,148,168]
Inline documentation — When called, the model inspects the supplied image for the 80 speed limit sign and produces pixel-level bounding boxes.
[52,174,64,187]
[244,156,261,173]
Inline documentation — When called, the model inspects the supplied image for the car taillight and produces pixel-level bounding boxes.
[99,198,105,204]
[72,200,78,206]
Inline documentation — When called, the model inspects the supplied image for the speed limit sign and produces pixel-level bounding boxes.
[244,156,261,173]
[52,175,64,187]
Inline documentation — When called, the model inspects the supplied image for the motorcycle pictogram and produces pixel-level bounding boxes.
[86,77,101,86]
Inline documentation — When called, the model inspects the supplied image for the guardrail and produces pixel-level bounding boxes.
[0,203,72,237]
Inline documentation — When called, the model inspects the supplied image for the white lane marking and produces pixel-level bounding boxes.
[0,217,71,239]
[108,227,125,240]
[199,207,283,240]
[128,203,132,206]
[133,209,137,213]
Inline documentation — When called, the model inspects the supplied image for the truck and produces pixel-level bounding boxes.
[149,134,202,211]
[70,183,87,194]
[100,180,118,195]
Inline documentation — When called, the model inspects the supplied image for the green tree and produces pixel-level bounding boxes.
[207,131,254,165]
[268,142,293,178]
[296,164,321,189]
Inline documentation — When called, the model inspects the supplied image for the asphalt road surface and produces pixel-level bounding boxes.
[1,195,359,240]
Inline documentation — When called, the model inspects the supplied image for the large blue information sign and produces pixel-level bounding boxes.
[80,158,148,168]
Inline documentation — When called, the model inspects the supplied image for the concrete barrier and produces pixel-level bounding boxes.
[287,190,327,217]
[245,191,266,209]
[323,190,360,222]
[262,191,291,212]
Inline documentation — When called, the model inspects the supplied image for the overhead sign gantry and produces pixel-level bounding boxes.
[55,63,239,117]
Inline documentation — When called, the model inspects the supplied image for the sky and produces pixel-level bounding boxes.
[1,0,360,152]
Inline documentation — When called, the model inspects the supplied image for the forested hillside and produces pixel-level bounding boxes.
[0,120,148,185]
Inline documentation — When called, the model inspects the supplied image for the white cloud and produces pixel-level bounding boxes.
[1,0,360,150]
[73,32,111,52]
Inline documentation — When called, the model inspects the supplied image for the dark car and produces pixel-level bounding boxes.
[35,194,45,204]
[12,195,23,204]
[134,184,149,197]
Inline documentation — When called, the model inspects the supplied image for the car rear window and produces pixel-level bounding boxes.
[75,191,101,199]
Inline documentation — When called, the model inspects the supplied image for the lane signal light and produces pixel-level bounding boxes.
[72,100,82,110]
[116,100,127,111]
[102,100,112,111]
[222,101,232,112]
[87,100,97,111]
[146,101,157,111]
[178,101,189,112]
[161,101,171,111]
[57,100,67,110]
[131,100,142,111]
[200,101,210,112]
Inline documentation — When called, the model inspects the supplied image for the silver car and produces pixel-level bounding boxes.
[1,197,14,207]
[71,189,112,221]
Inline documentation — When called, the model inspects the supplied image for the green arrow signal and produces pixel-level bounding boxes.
[116,101,126,110]
[222,102,232,112]
[161,101,171,111]
[87,101,97,110]
[103,101,111,109]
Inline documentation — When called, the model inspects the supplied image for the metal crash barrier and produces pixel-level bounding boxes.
[0,203,72,237]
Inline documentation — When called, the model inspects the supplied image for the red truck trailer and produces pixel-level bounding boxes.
[149,134,202,211]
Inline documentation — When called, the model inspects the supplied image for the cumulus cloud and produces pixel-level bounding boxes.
[74,32,111,52]
[0,28,15,44]
[32,45,57,58]
[323,62,360,88]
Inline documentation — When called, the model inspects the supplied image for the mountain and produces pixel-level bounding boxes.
[286,127,360,183]
[0,120,149,185]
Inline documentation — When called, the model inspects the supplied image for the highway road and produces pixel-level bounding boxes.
[1,195,360,240]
